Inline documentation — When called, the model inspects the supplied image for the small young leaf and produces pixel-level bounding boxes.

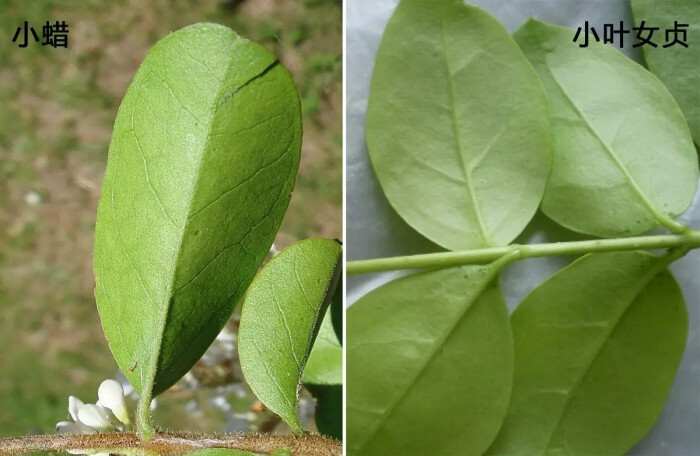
[307,384,342,441]
[487,251,687,456]
[347,264,513,456]
[238,238,342,434]
[515,19,697,237]
[632,0,700,145]
[94,23,301,408]
[366,0,550,251]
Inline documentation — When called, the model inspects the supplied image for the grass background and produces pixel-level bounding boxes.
[0,0,341,437]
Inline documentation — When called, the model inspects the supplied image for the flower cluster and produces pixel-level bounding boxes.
[55,379,132,454]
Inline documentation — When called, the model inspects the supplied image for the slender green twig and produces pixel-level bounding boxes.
[0,431,341,456]
[347,231,700,275]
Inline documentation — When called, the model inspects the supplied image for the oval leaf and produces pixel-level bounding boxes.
[632,0,700,144]
[94,23,301,400]
[238,238,342,433]
[347,265,513,455]
[515,19,697,237]
[487,251,688,456]
[366,0,550,251]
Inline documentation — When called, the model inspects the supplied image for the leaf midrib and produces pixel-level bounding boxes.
[353,264,504,455]
[439,14,494,248]
[548,62,678,231]
[143,35,278,396]
[540,259,666,454]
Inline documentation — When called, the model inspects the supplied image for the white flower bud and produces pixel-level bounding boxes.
[97,379,130,426]
[68,396,84,422]
[57,378,136,438]
[55,421,96,434]
[76,404,114,432]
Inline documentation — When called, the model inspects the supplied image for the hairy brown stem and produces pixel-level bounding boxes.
[0,431,341,456]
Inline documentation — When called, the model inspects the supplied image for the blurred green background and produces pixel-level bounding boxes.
[0,0,341,437]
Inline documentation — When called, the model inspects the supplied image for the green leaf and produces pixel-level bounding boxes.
[185,450,255,456]
[303,281,342,385]
[304,280,342,441]
[307,384,342,441]
[238,238,342,433]
[329,275,343,345]
[487,251,688,456]
[515,19,697,237]
[303,309,342,385]
[93,23,301,407]
[632,0,700,145]
[347,264,514,456]
[365,0,550,251]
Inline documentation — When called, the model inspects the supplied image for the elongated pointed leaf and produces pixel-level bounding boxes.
[348,265,513,456]
[632,0,700,145]
[488,251,688,456]
[366,0,550,251]
[515,20,697,237]
[94,23,301,398]
[239,238,342,433]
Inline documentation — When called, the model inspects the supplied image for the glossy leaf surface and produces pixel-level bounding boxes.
[488,251,687,456]
[632,0,700,145]
[239,239,342,433]
[515,20,697,237]
[94,23,301,398]
[366,0,550,251]
[347,265,513,455]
